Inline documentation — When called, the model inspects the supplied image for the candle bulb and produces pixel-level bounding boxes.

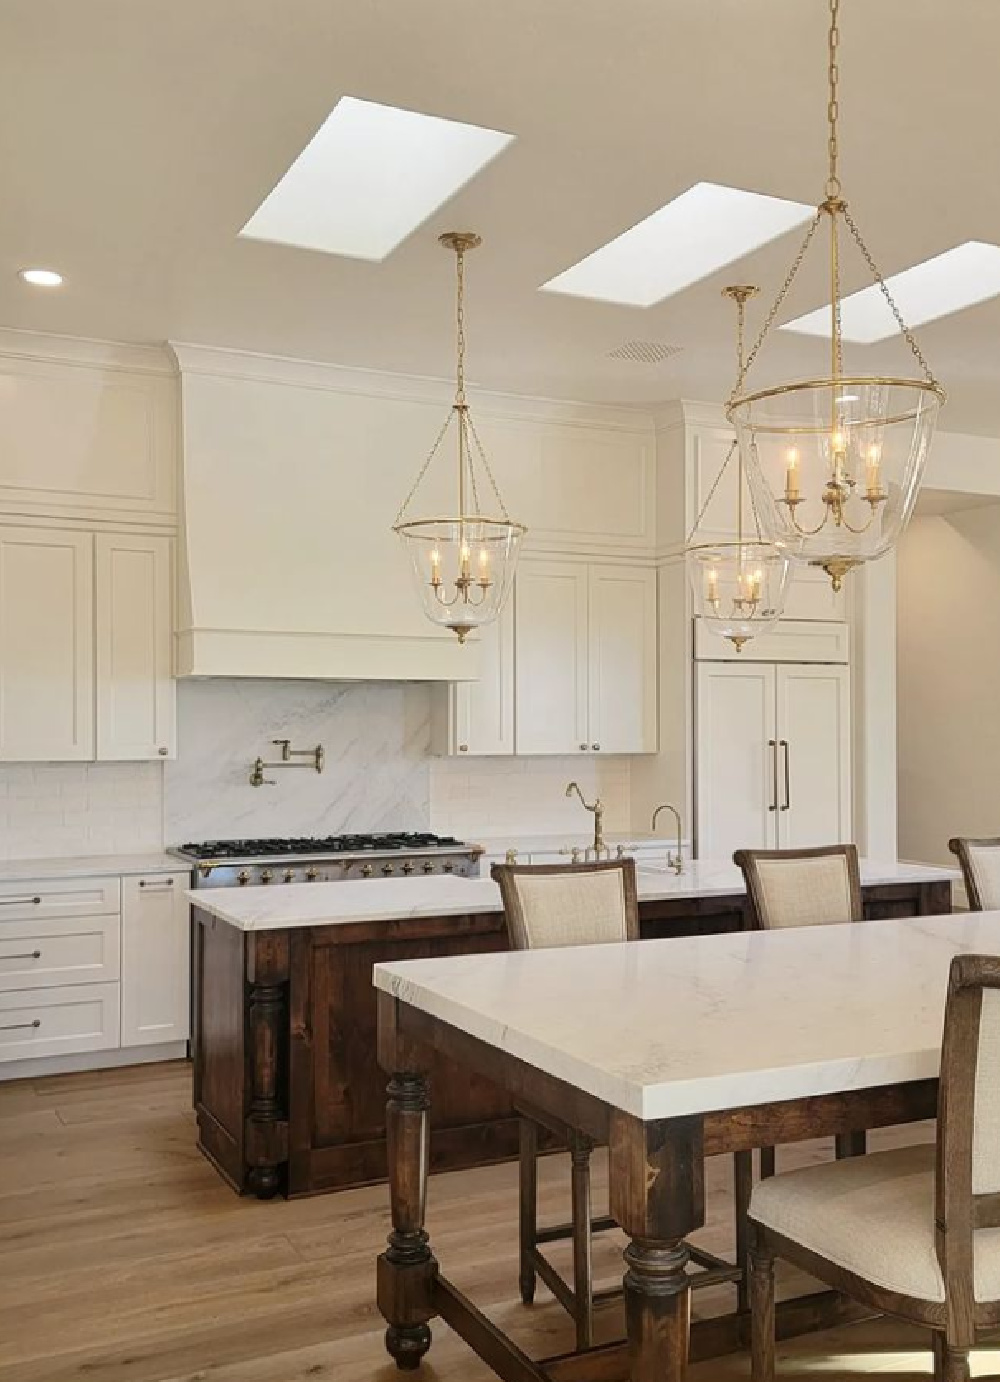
[430,548,441,585]
[865,444,882,499]
[706,567,719,605]
[460,543,471,579]
[478,547,490,584]
[785,447,800,502]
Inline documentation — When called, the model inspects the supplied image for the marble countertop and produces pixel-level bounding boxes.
[188,857,958,932]
[0,852,190,884]
[375,911,998,1120]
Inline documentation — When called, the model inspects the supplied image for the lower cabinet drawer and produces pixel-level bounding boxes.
[0,983,120,1063]
[0,914,121,991]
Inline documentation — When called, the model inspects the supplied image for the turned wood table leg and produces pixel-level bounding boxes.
[377,1072,437,1371]
[245,934,290,1199]
[610,1110,705,1382]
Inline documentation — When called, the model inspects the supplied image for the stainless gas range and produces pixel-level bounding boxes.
[170,832,484,888]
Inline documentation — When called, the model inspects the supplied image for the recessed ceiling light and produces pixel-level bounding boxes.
[19,267,63,287]
[781,241,1000,344]
[239,96,515,262]
[539,183,815,308]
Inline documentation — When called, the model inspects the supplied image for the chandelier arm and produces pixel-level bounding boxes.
[465,411,512,522]
[786,505,834,538]
[685,439,738,545]
[736,210,824,395]
[839,503,882,536]
[392,410,455,526]
[841,208,939,387]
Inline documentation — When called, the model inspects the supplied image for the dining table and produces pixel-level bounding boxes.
[373,910,1000,1382]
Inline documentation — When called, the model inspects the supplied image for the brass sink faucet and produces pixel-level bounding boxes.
[565,782,608,860]
[651,803,684,874]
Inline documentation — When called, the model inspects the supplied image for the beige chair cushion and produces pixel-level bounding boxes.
[753,855,854,928]
[974,987,1000,1195]
[510,870,628,949]
[967,844,1000,911]
[751,1144,1000,1304]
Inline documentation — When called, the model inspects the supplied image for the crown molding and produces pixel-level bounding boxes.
[169,340,656,435]
[651,398,729,433]
[0,327,175,376]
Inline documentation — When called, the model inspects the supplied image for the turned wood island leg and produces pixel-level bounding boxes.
[378,1072,436,1370]
[245,933,290,1199]
[610,1110,705,1382]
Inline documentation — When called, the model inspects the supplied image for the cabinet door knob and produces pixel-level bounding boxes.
[157,746,168,756]
[458,743,469,753]
[579,743,588,751]
[591,743,601,751]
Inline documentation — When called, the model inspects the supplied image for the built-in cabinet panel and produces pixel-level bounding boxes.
[696,661,851,858]
[438,600,515,756]
[587,565,658,754]
[96,534,175,760]
[514,560,590,755]
[120,875,191,1047]
[0,527,94,761]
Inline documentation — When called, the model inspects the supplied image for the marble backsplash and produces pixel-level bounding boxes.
[163,679,433,844]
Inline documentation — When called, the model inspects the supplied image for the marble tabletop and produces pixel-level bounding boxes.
[375,911,999,1121]
[188,857,957,932]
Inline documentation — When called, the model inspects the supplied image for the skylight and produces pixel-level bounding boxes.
[781,241,1000,343]
[239,96,515,262]
[538,183,815,308]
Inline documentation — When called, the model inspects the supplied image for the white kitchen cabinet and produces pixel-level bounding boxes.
[120,874,190,1047]
[434,598,515,756]
[695,661,851,860]
[96,533,175,760]
[0,526,94,761]
[515,558,657,756]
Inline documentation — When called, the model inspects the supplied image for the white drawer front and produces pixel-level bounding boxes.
[0,914,120,991]
[0,983,120,1063]
[0,876,121,921]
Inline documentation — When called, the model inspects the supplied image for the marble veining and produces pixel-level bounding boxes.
[374,911,1000,1121]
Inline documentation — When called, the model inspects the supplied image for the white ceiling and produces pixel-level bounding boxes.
[3,0,1000,433]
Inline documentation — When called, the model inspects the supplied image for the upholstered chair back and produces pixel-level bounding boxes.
[949,837,1000,912]
[733,845,863,930]
[490,858,639,951]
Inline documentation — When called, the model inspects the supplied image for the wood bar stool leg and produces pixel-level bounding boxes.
[749,1240,776,1382]
[941,1345,970,1382]
[518,1118,538,1306]
[733,1150,753,1314]
[570,1134,595,1351]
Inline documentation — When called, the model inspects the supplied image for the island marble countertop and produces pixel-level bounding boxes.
[0,852,190,884]
[375,911,998,1120]
[188,857,958,933]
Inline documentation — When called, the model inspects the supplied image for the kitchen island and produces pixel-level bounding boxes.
[190,859,956,1198]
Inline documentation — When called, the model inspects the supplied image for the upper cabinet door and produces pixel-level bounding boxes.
[451,597,515,756]
[587,565,657,754]
[0,527,94,761]
[695,661,778,860]
[775,664,852,849]
[96,534,175,760]
[514,559,589,755]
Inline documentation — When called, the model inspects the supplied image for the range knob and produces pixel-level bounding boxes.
[260,869,273,885]
[381,863,394,876]
[283,869,295,884]
[443,861,455,874]
[362,864,374,878]
[401,861,414,876]
[237,870,250,886]
[422,861,435,874]
[306,866,319,881]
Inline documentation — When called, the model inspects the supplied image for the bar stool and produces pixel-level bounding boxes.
[949,836,1000,911]
[491,857,751,1352]
[733,844,868,1176]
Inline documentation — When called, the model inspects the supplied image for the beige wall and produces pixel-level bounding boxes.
[897,503,1000,864]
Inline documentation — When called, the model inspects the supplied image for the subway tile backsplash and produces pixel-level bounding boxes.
[0,762,163,860]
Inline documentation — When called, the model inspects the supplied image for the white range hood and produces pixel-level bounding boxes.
[172,344,478,682]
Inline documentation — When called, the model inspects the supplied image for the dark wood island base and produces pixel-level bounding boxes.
[192,875,951,1199]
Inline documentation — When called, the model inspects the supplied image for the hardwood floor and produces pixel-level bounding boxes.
[0,1059,995,1380]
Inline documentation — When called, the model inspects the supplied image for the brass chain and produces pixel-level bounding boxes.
[827,0,841,199]
[466,411,512,520]
[685,440,738,545]
[735,209,824,395]
[455,246,467,404]
[842,207,938,386]
[392,410,454,525]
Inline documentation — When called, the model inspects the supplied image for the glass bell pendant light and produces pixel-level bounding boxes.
[686,286,791,652]
[393,233,526,643]
[728,0,945,592]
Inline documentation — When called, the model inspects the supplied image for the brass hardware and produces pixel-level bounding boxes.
[423,861,436,874]
[0,1018,40,1031]
[650,803,684,875]
[138,878,175,890]
[3,950,41,961]
[769,739,779,812]
[381,864,394,877]
[306,866,319,881]
[504,849,518,865]
[566,782,608,860]
[260,870,273,884]
[559,846,585,865]
[249,758,276,788]
[781,740,791,811]
[251,742,324,786]
[458,743,469,753]
[237,870,250,886]
[393,232,526,643]
[283,869,295,883]
[402,862,414,876]
[362,864,374,878]
[443,861,455,873]
[0,896,41,907]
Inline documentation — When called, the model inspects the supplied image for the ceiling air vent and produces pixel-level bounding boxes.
[607,340,683,365]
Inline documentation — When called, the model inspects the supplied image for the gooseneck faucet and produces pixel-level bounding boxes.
[565,782,608,860]
[651,803,684,874]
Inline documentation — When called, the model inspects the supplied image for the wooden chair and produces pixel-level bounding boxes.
[733,844,867,1178]
[491,858,752,1351]
[748,951,1000,1382]
[949,836,1000,911]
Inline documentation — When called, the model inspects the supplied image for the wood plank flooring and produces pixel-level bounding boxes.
[0,1059,996,1380]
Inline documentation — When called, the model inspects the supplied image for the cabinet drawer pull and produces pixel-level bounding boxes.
[0,896,41,907]
[0,1018,40,1031]
[780,739,791,811]
[138,879,175,889]
[768,740,778,811]
[1,950,41,961]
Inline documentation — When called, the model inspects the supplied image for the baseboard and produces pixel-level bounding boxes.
[0,1040,189,1083]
